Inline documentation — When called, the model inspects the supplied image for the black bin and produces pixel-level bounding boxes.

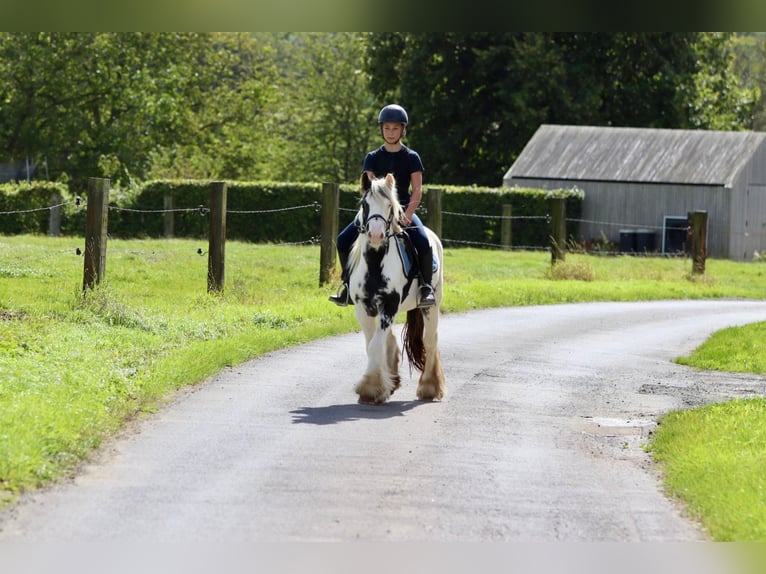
[634,229,656,254]
[619,230,636,253]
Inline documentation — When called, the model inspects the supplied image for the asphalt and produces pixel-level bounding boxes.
[2,300,766,546]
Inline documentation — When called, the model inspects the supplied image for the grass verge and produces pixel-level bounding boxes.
[2,235,766,540]
[649,320,766,541]
[650,400,766,541]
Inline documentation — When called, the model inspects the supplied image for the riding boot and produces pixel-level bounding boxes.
[328,250,352,306]
[417,249,436,308]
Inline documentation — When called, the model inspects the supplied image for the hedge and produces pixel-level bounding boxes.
[0,179,584,249]
[0,182,75,235]
[435,184,583,248]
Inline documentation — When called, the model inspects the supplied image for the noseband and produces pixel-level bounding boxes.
[357,192,395,238]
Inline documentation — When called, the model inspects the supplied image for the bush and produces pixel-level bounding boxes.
[0,182,75,235]
[0,178,585,250]
[436,184,583,248]
[116,180,333,242]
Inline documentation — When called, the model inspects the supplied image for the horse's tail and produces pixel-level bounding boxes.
[402,308,426,373]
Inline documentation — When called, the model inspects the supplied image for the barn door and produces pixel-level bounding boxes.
[747,185,766,260]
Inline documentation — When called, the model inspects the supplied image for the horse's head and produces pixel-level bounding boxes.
[359,172,403,249]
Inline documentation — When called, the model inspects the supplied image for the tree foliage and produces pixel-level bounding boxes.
[0,32,759,192]
[0,33,278,191]
[254,32,377,184]
[731,33,766,131]
[363,32,757,186]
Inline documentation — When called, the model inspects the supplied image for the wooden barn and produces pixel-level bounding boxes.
[503,124,766,261]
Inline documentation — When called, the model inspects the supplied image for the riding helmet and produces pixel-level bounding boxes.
[378,104,408,125]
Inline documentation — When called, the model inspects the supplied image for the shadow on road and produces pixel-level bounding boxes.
[290,400,429,425]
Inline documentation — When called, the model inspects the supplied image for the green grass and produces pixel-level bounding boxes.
[676,322,766,374]
[650,400,766,541]
[2,235,766,540]
[649,320,766,541]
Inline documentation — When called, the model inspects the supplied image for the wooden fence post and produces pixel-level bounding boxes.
[689,210,708,275]
[49,191,62,237]
[501,204,512,250]
[319,182,339,286]
[208,181,227,293]
[82,178,110,290]
[550,197,566,265]
[163,193,174,239]
[426,188,443,238]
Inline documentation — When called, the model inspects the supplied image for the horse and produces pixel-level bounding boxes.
[347,172,446,404]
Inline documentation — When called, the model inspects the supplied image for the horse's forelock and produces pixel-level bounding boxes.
[369,176,403,219]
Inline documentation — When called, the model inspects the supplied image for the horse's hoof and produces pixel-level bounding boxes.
[416,386,444,401]
[357,395,387,405]
[357,387,391,404]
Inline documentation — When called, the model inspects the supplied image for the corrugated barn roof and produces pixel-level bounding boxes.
[505,124,766,187]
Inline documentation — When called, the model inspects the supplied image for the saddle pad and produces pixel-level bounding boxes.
[395,235,438,277]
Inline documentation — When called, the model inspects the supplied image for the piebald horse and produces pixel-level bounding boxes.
[347,172,445,404]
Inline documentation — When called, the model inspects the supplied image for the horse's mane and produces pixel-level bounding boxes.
[349,173,404,271]
[370,174,404,234]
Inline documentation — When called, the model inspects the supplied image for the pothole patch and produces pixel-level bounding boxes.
[578,416,656,437]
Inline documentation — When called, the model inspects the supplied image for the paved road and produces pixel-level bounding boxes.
[3,300,766,544]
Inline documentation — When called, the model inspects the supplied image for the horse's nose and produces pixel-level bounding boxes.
[367,229,385,244]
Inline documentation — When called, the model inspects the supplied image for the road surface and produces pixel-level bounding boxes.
[2,300,766,545]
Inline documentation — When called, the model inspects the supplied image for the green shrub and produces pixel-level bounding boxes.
[0,178,584,250]
[0,182,74,235]
[436,184,583,248]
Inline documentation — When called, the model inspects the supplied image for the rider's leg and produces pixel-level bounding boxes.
[408,215,436,308]
[329,220,358,306]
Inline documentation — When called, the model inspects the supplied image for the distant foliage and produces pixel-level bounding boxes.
[1,178,585,250]
[364,33,756,186]
[437,185,583,248]
[0,182,73,235]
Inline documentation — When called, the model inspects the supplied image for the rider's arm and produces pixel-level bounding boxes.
[403,171,423,224]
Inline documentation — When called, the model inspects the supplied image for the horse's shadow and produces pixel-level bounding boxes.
[290,400,429,425]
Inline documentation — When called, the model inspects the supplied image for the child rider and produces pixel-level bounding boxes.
[329,104,436,308]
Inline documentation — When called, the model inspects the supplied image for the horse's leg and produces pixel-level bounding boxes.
[354,307,396,404]
[356,307,376,354]
[356,326,397,404]
[386,327,401,392]
[416,308,446,401]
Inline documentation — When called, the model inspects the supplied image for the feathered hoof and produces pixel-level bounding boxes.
[356,388,392,404]
[416,369,446,401]
[355,373,393,404]
[416,383,444,401]
[357,393,389,405]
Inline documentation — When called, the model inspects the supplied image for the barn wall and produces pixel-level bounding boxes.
[504,177,731,258]
[730,141,766,261]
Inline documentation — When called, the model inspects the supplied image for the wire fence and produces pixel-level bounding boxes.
[0,182,721,292]
[0,192,705,254]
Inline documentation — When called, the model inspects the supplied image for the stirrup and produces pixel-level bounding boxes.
[417,285,436,308]
[329,283,350,306]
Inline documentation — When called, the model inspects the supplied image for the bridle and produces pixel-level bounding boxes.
[357,191,396,239]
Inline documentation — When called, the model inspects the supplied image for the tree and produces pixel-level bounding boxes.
[0,33,279,190]
[0,33,755,192]
[147,33,279,182]
[684,32,756,131]
[364,33,756,186]
[255,32,377,184]
[731,33,766,131]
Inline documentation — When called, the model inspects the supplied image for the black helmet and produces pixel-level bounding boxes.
[378,104,408,125]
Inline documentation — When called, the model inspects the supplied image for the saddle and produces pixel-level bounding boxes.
[394,233,438,279]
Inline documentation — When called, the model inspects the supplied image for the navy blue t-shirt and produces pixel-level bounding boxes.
[362,145,424,204]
